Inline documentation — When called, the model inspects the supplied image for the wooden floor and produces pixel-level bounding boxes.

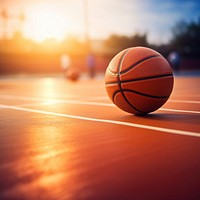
[0,75,200,200]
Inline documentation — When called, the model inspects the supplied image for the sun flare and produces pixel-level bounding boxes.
[24,3,69,42]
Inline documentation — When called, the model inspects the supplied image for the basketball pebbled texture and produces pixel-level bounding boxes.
[105,47,174,115]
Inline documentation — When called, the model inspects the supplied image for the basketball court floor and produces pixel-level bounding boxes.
[0,74,200,200]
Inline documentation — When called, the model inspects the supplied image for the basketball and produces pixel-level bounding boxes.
[66,68,80,82]
[105,47,174,115]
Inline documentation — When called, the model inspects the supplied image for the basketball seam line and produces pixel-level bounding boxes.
[105,73,173,85]
[120,54,162,75]
[107,67,118,76]
[108,54,161,75]
[113,89,170,99]
[115,49,145,114]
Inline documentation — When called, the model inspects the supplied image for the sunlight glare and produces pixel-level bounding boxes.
[24,3,69,42]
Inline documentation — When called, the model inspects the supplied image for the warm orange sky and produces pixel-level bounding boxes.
[0,0,86,42]
[0,0,200,44]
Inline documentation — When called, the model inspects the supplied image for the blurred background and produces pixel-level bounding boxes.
[0,0,200,76]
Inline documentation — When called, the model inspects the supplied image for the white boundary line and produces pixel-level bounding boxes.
[0,104,200,138]
[1,94,200,104]
[0,94,200,114]
[0,95,200,114]
[169,100,200,104]
[160,108,200,114]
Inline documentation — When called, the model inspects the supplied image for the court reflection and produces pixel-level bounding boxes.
[26,79,72,199]
[40,78,60,98]
[31,127,67,176]
[27,124,77,199]
[2,123,82,200]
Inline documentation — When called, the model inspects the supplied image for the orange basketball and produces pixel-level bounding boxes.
[105,47,174,115]
[66,68,80,82]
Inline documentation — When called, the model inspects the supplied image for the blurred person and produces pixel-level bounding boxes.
[168,51,181,72]
[60,54,71,73]
[86,53,96,78]
[60,54,80,81]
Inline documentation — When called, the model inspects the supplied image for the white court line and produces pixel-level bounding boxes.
[0,101,57,110]
[1,94,200,105]
[82,97,200,104]
[168,100,200,104]
[77,96,200,104]
[0,94,200,114]
[160,108,200,114]
[0,104,200,138]
[0,102,52,109]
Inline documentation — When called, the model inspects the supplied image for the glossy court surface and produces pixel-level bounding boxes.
[0,75,200,200]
